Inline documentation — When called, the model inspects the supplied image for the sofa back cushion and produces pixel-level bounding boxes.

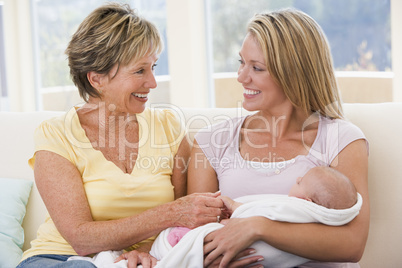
[0,111,63,250]
[1,103,402,268]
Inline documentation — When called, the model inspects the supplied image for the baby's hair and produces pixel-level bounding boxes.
[309,167,357,209]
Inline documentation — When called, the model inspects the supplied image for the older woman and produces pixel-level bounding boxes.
[188,8,369,268]
[18,3,223,268]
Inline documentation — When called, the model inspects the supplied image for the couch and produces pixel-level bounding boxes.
[1,103,401,267]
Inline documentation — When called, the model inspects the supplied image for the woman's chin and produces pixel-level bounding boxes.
[128,100,147,114]
[124,106,144,115]
[242,101,259,112]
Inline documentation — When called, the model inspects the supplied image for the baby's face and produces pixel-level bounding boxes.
[289,176,308,199]
[288,170,317,201]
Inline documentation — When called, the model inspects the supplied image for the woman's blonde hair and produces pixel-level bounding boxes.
[247,8,343,119]
[65,3,163,102]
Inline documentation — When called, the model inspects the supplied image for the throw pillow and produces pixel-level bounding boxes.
[0,178,33,268]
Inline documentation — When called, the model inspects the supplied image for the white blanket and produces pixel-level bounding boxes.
[68,194,362,268]
[150,194,362,268]
[68,250,127,267]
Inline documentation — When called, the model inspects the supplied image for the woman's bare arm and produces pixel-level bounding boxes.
[187,139,219,194]
[171,137,191,199]
[35,149,223,256]
[203,139,369,267]
[261,139,369,261]
[188,140,264,267]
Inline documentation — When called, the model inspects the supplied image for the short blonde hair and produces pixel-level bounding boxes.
[247,8,343,119]
[65,3,163,102]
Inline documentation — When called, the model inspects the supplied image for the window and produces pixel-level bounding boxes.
[31,0,168,110]
[2,0,399,111]
[208,0,393,106]
[209,0,391,73]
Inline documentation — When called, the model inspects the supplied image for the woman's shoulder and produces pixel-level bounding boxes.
[198,115,246,133]
[314,115,368,161]
[34,107,86,149]
[320,116,366,139]
[141,108,187,149]
[142,107,183,123]
[194,115,246,148]
[37,108,76,132]
[143,107,186,131]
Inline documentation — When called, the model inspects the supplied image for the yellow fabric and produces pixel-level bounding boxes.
[22,107,186,261]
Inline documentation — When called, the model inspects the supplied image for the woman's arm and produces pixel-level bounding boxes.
[171,137,191,198]
[203,139,369,267]
[34,149,223,256]
[260,139,369,261]
[187,139,219,194]
[188,140,264,267]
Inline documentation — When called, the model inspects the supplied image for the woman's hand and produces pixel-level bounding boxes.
[219,196,243,218]
[115,250,157,268]
[171,192,224,229]
[205,249,264,268]
[203,217,264,268]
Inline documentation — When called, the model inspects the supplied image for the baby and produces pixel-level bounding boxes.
[168,166,358,247]
[221,166,358,215]
[148,166,362,268]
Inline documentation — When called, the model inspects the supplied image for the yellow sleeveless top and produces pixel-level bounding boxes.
[22,107,186,261]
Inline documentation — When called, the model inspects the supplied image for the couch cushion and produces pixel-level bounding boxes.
[0,178,33,268]
[344,103,402,268]
[0,111,63,251]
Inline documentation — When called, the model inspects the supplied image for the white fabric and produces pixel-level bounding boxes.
[151,193,363,268]
[67,194,362,267]
[68,251,127,267]
[232,194,362,225]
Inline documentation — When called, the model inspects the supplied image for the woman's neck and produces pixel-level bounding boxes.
[78,100,137,130]
[245,106,314,139]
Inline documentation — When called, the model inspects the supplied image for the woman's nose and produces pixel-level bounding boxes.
[237,66,250,84]
[146,72,158,89]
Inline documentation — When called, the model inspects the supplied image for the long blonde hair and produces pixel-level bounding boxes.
[247,8,343,119]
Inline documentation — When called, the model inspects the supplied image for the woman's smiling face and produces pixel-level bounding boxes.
[237,34,289,113]
[100,53,158,115]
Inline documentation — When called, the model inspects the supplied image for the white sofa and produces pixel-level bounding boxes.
[1,103,402,267]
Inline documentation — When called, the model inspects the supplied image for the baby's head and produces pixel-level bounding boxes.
[289,166,357,209]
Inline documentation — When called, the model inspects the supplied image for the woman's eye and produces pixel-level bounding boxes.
[152,64,157,71]
[135,69,144,74]
[253,66,263,71]
[238,59,244,65]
